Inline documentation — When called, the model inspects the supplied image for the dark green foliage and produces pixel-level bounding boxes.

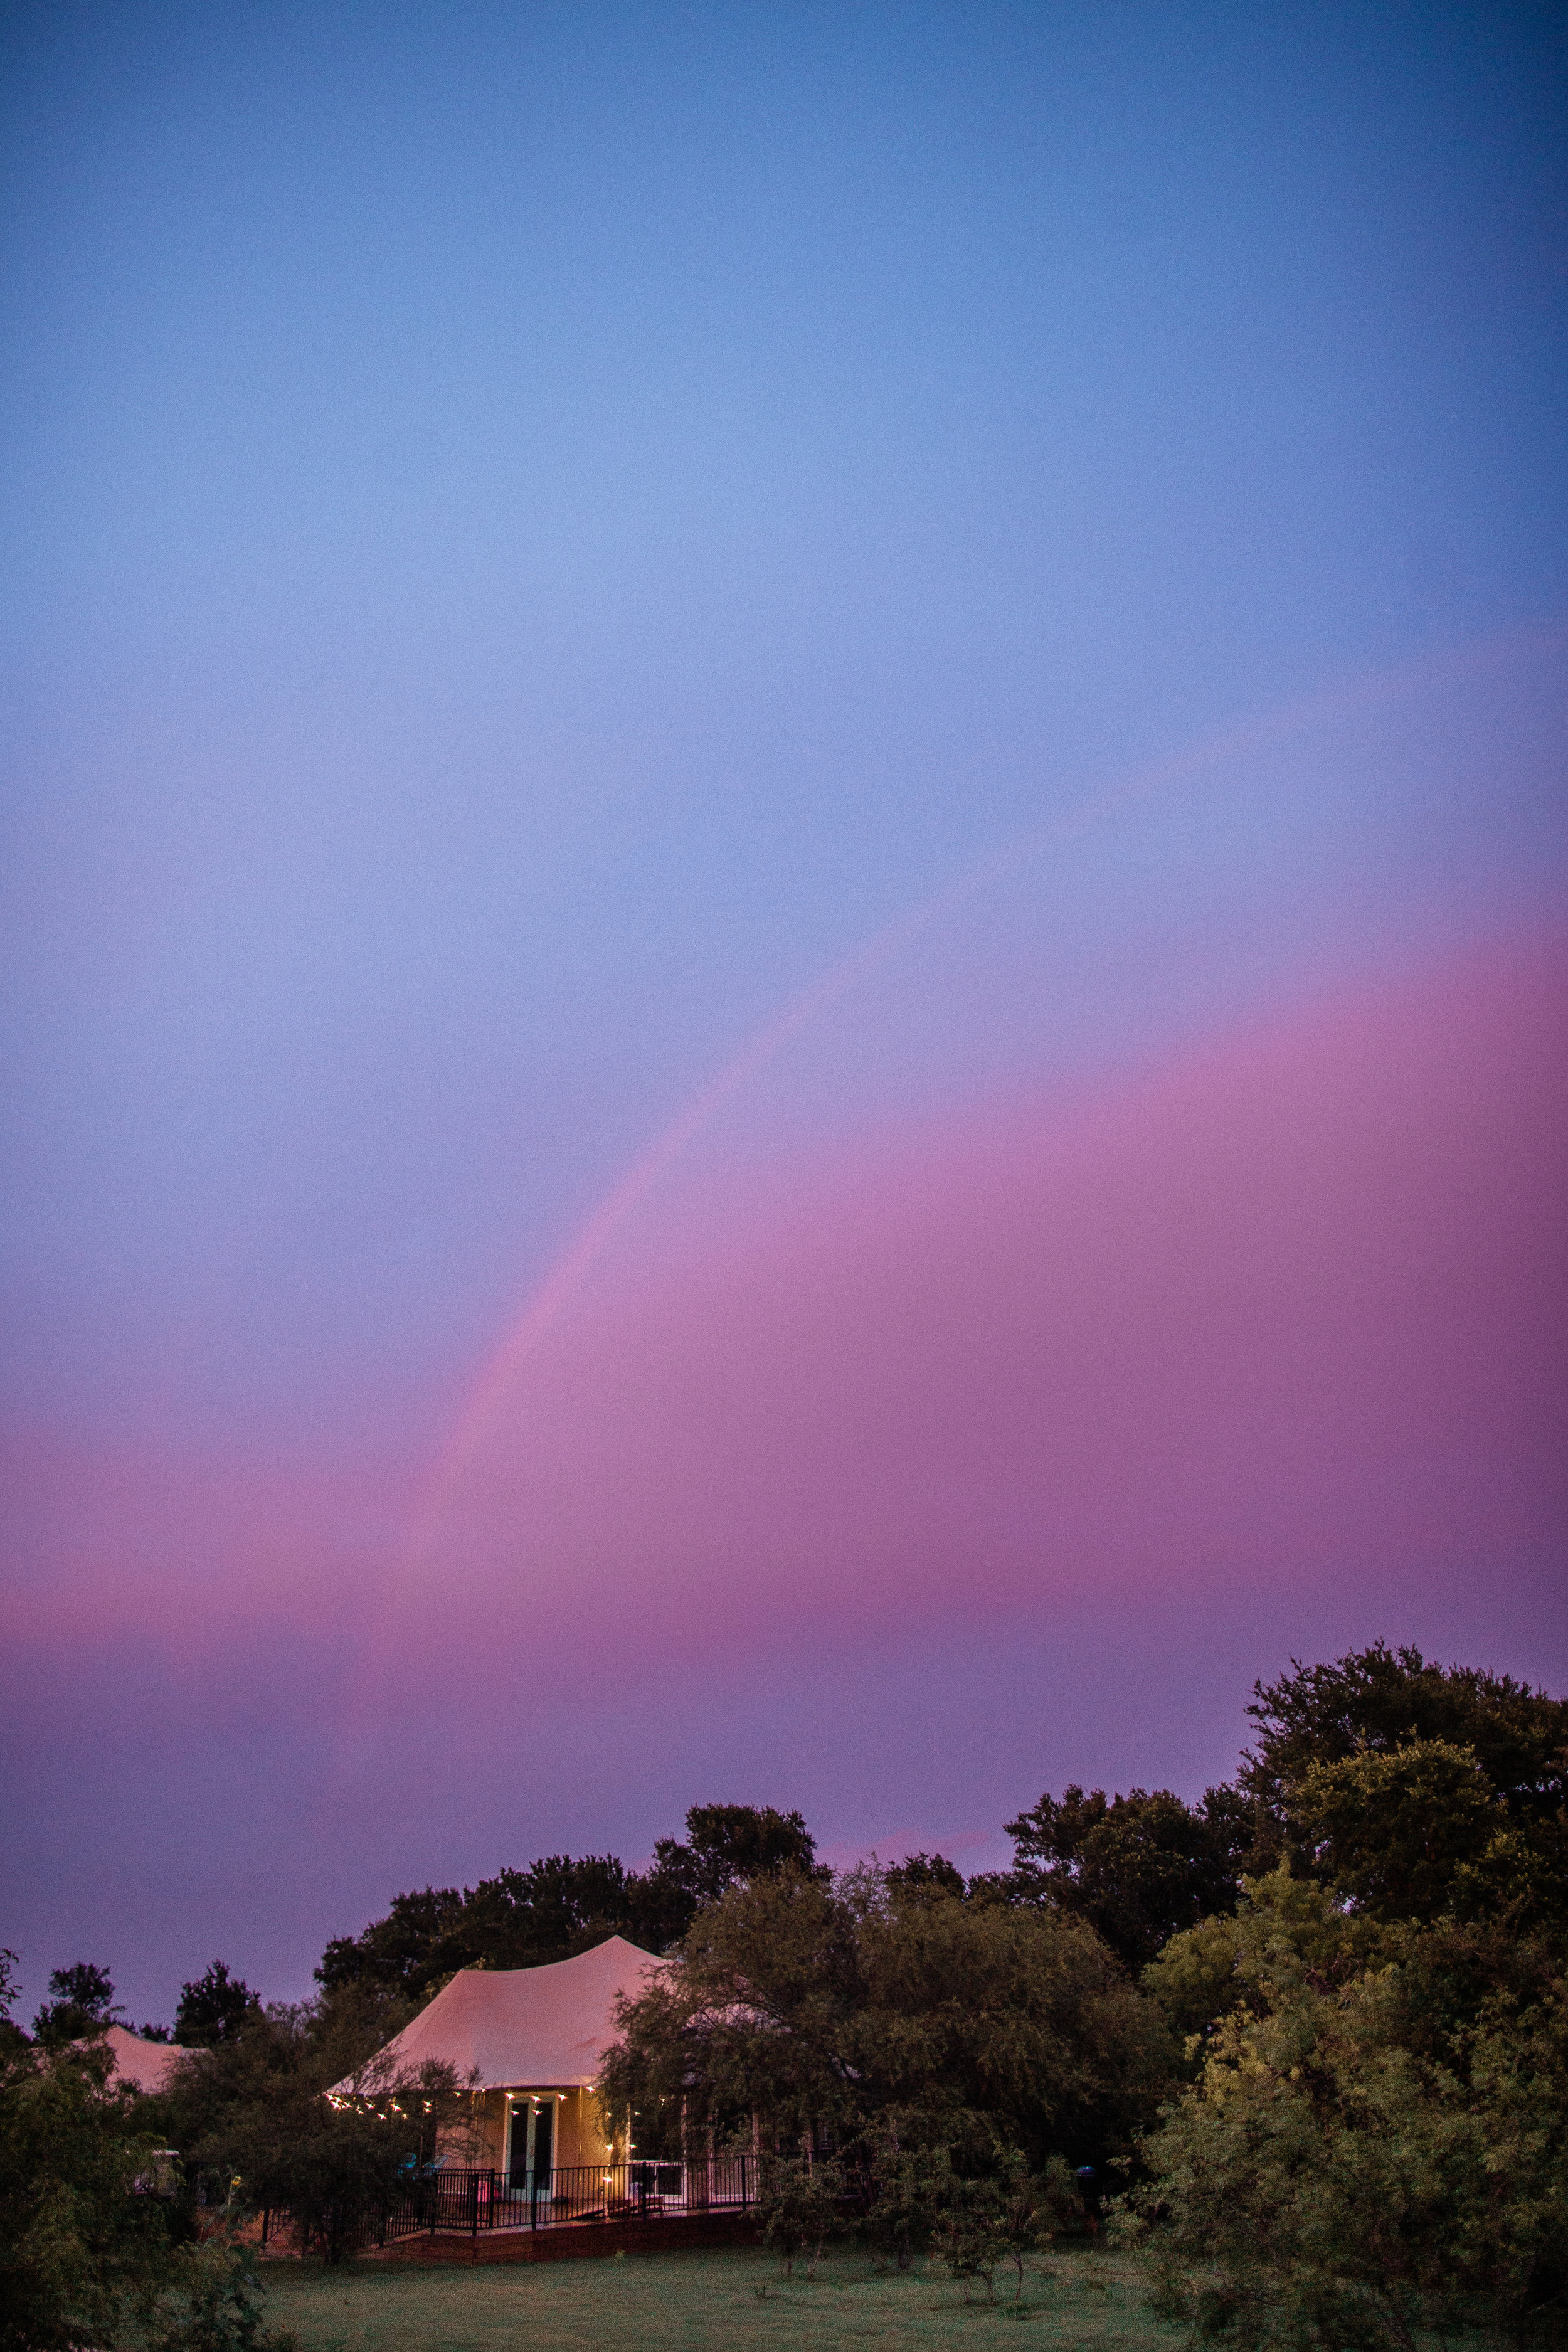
[600,1863,1173,2182]
[646,1804,824,1915]
[1229,1645,1568,1930]
[756,2153,844,2276]
[999,1785,1248,1970]
[144,2230,297,2352]
[931,2169,1007,2304]
[932,2150,1082,2304]
[859,2137,954,2272]
[0,2028,173,2352]
[1142,1864,1396,2047]
[1116,1873,1568,2352]
[174,1964,262,2048]
[31,1960,124,2047]
[314,1853,640,1996]
[1242,1641,1568,1877]
[0,1954,26,2057]
[14,1645,1560,2344]
[883,1852,967,1903]
[314,1803,823,1999]
[314,1885,468,1998]
[150,1987,475,2264]
[861,1875,1173,2163]
[1286,1737,1525,1922]
[995,2152,1083,2295]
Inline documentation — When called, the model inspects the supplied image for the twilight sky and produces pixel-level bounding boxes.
[1,1,1565,2028]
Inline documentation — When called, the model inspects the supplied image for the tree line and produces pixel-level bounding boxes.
[306,1639,1568,1993]
[3,1640,1565,2350]
[595,1643,1567,2339]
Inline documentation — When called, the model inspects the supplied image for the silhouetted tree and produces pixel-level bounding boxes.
[152,1998,478,2265]
[884,1851,968,1904]
[1118,1873,1568,2352]
[633,1804,825,1946]
[173,1962,262,2048]
[995,1786,1246,1971]
[314,1803,825,1999]
[31,1961,124,2047]
[599,1862,1172,2176]
[1,1963,174,2350]
[1242,1641,1568,1841]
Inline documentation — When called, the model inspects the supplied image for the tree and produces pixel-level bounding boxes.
[932,2171,1008,2304]
[644,1804,824,1915]
[860,2136,953,2272]
[756,2153,844,2277]
[1241,1642,1568,1865]
[939,2149,1081,2304]
[315,1884,472,1999]
[152,1997,478,2264]
[995,2151,1082,2297]
[1142,1863,1392,2047]
[0,2003,172,2349]
[598,1864,1172,2180]
[1118,1872,1568,2352]
[0,1954,26,2057]
[314,1804,825,2000]
[144,2231,291,2352]
[857,1870,1173,2163]
[1286,1737,1532,1923]
[32,1962,124,2047]
[174,1964,262,2048]
[314,1855,642,1998]
[999,1786,1248,1971]
[883,1852,967,1903]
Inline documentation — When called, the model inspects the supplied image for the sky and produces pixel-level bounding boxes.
[1,1,1565,2030]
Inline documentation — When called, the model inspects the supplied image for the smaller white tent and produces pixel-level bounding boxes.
[338,1935,661,2094]
[99,2026,193,2095]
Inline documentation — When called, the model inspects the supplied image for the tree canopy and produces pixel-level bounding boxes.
[995,1783,1254,1971]
[172,1962,262,2049]
[1120,1875,1568,2352]
[597,1863,1173,2172]
[148,1994,476,2264]
[13,1638,1564,2336]
[0,1954,177,2352]
[1226,1643,1568,1931]
[1242,1641,1568,1841]
[31,1963,124,2048]
[314,1803,823,1999]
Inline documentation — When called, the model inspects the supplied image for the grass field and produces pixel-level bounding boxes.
[257,2242,1182,2352]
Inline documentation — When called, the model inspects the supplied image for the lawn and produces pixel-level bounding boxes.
[256,2242,1182,2352]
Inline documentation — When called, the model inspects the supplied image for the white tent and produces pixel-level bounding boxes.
[338,1935,661,2094]
[99,2025,193,2094]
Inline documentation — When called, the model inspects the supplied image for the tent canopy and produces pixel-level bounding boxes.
[100,2025,193,2094]
[338,1935,661,2094]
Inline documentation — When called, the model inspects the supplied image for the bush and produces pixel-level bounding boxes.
[1116,1878,1568,2352]
[145,2230,297,2352]
[860,2138,953,2273]
[757,2153,844,2277]
[152,1998,479,2263]
[0,2032,174,2352]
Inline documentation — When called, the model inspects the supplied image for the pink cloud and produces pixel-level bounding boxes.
[390,926,1565,1695]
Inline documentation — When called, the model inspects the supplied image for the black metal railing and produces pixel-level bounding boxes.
[310,2155,758,2251]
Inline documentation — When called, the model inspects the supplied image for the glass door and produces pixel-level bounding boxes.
[506,2102,529,2190]
[506,2100,554,2197]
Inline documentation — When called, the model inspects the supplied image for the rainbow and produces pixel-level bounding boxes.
[400,619,1559,1577]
